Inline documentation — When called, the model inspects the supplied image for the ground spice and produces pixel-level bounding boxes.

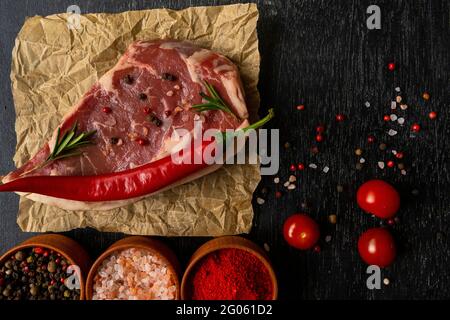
[189,248,273,300]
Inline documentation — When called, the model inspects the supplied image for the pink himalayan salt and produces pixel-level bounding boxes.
[92,248,177,300]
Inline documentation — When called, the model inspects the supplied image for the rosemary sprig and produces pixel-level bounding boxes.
[42,122,96,167]
[192,82,235,116]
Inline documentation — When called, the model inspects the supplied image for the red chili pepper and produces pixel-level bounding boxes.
[0,140,213,201]
[0,110,274,202]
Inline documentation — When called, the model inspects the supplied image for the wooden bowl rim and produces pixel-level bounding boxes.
[0,240,86,300]
[85,237,180,300]
[181,236,278,300]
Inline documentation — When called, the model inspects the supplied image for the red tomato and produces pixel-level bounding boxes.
[283,214,320,250]
[357,179,400,219]
[358,228,396,267]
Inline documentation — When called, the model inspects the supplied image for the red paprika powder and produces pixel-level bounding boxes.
[189,248,273,300]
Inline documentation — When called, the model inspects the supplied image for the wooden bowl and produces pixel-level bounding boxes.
[85,236,180,300]
[181,236,278,300]
[0,234,90,300]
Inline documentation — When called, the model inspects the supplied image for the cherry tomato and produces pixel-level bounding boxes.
[358,228,396,267]
[283,214,320,250]
[356,179,400,219]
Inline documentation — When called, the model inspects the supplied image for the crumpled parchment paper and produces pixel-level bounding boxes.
[9,3,261,236]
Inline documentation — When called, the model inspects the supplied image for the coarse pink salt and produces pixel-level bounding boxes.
[92,248,177,300]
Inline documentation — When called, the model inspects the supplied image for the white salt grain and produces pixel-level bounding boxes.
[309,163,318,169]
[323,166,330,173]
[395,87,401,92]
[401,169,407,175]
[390,114,398,121]
[287,184,296,190]
[263,243,270,252]
[400,104,408,110]
[325,235,332,243]
[391,101,397,110]
[283,181,290,187]
[364,101,370,108]
[388,129,398,136]
[359,158,366,164]
[273,177,280,184]
[397,117,405,125]
[256,197,265,205]
[378,161,385,169]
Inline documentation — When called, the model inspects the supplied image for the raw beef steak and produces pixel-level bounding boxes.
[2,40,249,210]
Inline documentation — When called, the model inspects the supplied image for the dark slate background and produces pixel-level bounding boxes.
[0,0,449,300]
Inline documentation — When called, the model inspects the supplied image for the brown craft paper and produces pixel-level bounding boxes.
[9,3,261,236]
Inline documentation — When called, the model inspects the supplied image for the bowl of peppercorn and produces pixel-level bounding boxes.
[0,234,90,300]
[181,236,278,300]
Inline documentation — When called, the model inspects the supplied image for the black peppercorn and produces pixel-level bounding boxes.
[124,74,134,84]
[161,73,176,81]
[139,93,147,100]
[149,114,162,127]
[110,137,119,145]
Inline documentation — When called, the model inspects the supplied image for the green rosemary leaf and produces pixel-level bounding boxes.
[55,130,75,156]
[192,81,235,117]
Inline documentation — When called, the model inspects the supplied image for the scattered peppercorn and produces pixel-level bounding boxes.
[315,134,323,142]
[161,73,176,81]
[355,148,363,156]
[336,185,344,193]
[124,74,134,84]
[137,138,148,146]
[387,160,395,168]
[296,104,305,111]
[328,214,337,224]
[367,135,375,143]
[297,163,305,170]
[149,114,162,127]
[165,110,172,117]
[275,191,282,198]
[422,92,430,100]
[102,107,112,114]
[397,163,405,170]
[395,152,404,159]
[289,164,296,172]
[284,142,291,149]
[313,245,321,253]
[110,137,119,145]
[316,125,325,133]
[379,143,387,151]
[383,115,390,122]
[411,123,421,132]
[388,62,395,71]
[139,93,147,100]
[356,163,363,170]
[335,114,345,122]
[428,111,437,120]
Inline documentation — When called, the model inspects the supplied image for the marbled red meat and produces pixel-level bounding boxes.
[2,40,249,210]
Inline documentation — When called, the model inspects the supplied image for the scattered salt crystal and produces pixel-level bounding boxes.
[166,90,174,96]
[391,101,397,110]
[325,235,332,243]
[256,197,265,205]
[390,114,398,121]
[401,169,407,175]
[397,117,405,125]
[283,181,290,187]
[383,278,390,285]
[392,150,397,155]
[359,158,366,164]
[289,175,297,182]
[378,161,385,169]
[323,166,330,173]
[364,101,370,108]
[309,163,318,169]
[263,243,270,252]
[395,87,401,92]
[388,129,398,136]
[287,184,296,190]
[400,104,408,110]
[273,177,280,184]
